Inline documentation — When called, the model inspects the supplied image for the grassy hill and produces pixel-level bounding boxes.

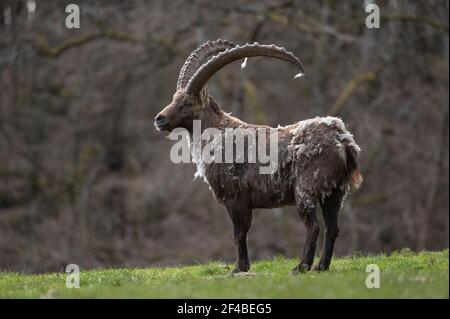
[0,249,448,298]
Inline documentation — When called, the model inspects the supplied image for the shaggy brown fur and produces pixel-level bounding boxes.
[156,93,362,273]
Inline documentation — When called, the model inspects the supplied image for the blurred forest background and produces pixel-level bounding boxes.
[0,0,448,272]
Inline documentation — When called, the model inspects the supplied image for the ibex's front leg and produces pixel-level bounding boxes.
[227,204,252,273]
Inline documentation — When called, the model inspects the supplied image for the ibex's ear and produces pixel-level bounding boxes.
[199,86,209,105]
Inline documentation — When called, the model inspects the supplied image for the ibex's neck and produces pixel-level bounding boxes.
[199,96,248,131]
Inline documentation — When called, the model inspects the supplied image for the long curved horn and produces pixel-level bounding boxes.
[185,42,305,96]
[177,39,236,90]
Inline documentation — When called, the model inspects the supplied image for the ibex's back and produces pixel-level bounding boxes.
[201,114,361,211]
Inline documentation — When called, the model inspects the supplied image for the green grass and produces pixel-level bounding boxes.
[0,249,448,298]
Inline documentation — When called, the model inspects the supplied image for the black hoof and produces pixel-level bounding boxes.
[312,263,329,272]
[231,265,250,274]
[291,263,311,274]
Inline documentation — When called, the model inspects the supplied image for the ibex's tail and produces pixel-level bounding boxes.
[345,144,363,190]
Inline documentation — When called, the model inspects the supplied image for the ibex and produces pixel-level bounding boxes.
[155,40,362,273]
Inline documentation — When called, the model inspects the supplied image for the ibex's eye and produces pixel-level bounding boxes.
[183,101,192,108]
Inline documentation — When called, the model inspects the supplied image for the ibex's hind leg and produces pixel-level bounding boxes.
[227,205,252,273]
[292,193,319,274]
[314,187,346,271]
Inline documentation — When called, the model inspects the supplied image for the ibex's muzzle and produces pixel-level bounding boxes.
[154,114,169,130]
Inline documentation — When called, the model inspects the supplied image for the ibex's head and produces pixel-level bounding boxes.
[155,40,305,132]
